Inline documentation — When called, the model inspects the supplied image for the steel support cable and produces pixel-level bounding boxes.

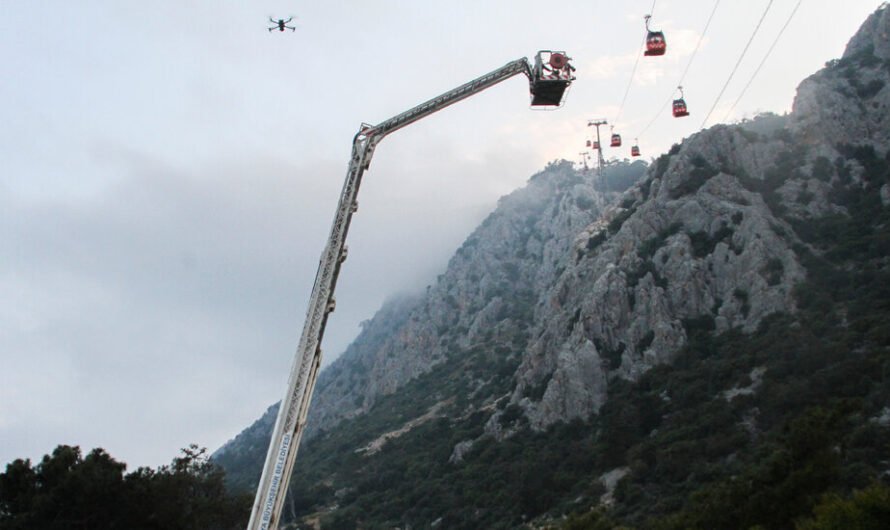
[636,0,722,139]
[613,0,659,128]
[721,0,804,122]
[700,0,775,129]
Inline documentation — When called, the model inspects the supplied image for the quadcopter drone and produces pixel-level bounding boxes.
[268,17,295,32]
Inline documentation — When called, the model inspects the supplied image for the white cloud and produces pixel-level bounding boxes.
[581,51,640,80]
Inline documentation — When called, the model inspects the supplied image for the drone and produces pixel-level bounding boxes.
[268,16,296,32]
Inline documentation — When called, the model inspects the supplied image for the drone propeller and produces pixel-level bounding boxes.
[267,15,298,32]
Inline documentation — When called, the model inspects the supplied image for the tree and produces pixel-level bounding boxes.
[0,444,250,530]
[796,483,890,530]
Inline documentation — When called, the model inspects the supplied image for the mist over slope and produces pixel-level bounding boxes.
[215,157,647,488]
[216,6,890,528]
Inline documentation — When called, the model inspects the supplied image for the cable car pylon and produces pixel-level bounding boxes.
[578,151,592,173]
[587,119,608,179]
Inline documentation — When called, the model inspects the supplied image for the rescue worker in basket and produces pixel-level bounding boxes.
[530,51,576,107]
[538,52,576,79]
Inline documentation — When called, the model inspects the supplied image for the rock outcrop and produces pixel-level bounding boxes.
[510,125,807,429]
[792,6,890,152]
[305,161,641,437]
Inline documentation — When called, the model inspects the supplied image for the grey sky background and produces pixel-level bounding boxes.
[1,0,882,469]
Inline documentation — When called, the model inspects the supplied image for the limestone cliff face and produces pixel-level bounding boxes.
[793,5,890,153]
[502,4,890,430]
[305,162,635,437]
[790,5,890,209]
[511,126,807,430]
[307,293,422,435]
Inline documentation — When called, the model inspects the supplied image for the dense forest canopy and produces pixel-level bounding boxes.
[0,444,250,530]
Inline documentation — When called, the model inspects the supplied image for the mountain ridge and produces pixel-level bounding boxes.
[215,5,890,528]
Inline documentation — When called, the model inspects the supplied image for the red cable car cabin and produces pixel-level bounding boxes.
[610,133,622,147]
[645,31,666,56]
[586,139,592,147]
[631,145,641,157]
[643,15,666,57]
[673,86,690,117]
[672,98,689,117]
[593,140,600,150]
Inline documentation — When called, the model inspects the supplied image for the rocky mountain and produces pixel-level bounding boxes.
[306,160,646,437]
[216,6,890,529]
[215,156,647,490]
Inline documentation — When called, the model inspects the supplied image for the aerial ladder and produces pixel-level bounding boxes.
[247,50,575,530]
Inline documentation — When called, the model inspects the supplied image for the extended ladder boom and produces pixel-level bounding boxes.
[247,51,574,530]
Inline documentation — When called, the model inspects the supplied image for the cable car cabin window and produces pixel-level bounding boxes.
[645,31,666,56]
[631,145,641,157]
[610,134,622,147]
[672,99,689,117]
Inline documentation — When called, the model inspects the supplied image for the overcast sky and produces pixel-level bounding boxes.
[1,0,883,470]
